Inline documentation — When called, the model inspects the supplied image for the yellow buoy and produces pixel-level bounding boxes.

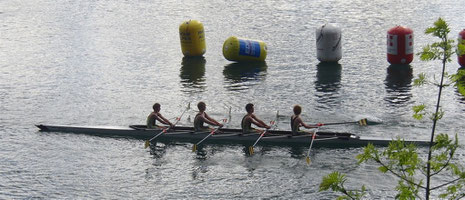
[223,36,267,62]
[179,20,206,57]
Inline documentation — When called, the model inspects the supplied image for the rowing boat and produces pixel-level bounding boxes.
[35,124,431,148]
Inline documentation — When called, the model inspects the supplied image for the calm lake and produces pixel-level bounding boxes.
[1,0,464,199]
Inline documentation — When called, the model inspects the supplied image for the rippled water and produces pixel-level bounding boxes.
[1,0,465,199]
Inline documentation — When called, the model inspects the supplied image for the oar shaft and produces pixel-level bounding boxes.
[252,131,267,147]
[149,129,166,142]
[314,118,367,126]
[249,112,278,153]
[196,131,215,145]
[306,135,315,156]
[306,127,319,164]
[173,104,190,126]
[320,121,357,125]
[197,123,224,144]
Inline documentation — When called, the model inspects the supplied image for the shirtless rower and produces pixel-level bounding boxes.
[146,103,174,129]
[290,105,322,136]
[193,102,223,132]
[241,103,271,134]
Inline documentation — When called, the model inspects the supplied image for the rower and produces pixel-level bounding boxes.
[241,103,271,134]
[193,102,223,132]
[147,103,174,129]
[291,105,322,136]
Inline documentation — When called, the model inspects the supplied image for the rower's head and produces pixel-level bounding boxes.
[293,105,302,115]
[153,103,161,112]
[197,101,206,112]
[245,103,254,113]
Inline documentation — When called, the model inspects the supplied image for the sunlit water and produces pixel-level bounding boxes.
[1,0,465,199]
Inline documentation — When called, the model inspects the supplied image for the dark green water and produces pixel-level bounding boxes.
[1,0,464,198]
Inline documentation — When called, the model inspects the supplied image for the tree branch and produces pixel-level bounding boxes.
[374,159,426,189]
[430,155,453,176]
[430,177,462,191]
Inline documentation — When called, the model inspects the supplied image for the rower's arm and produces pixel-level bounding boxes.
[251,115,270,129]
[204,113,223,127]
[299,118,319,129]
[157,113,173,126]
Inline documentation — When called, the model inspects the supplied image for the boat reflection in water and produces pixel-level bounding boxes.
[384,64,413,106]
[180,56,206,93]
[223,62,267,92]
[148,142,169,160]
[314,62,342,109]
[289,146,305,159]
[191,145,240,180]
[191,146,208,180]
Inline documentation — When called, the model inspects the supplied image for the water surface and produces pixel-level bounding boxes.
[1,0,464,198]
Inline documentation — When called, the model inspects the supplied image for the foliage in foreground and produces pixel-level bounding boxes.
[319,18,465,199]
[319,171,366,200]
[320,134,465,199]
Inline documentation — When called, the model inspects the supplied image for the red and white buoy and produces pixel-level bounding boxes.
[387,26,414,65]
[458,29,465,67]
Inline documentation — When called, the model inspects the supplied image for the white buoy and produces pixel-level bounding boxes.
[316,24,342,62]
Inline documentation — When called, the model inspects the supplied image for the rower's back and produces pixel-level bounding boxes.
[241,114,253,134]
[194,102,208,132]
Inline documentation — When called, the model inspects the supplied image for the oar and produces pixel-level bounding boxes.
[192,107,231,152]
[144,103,190,148]
[248,118,277,155]
[144,128,168,149]
[317,118,368,126]
[306,127,319,165]
[192,124,224,152]
[248,128,269,155]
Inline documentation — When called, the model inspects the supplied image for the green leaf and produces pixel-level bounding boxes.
[412,104,426,120]
[418,18,454,63]
[457,82,465,97]
[379,166,388,173]
[451,69,465,97]
[413,73,427,86]
[429,109,444,121]
[356,143,379,164]
[319,171,345,192]
[457,39,465,56]
[417,45,444,61]
[320,172,367,199]
[395,180,419,200]
[432,133,452,149]
[425,17,450,38]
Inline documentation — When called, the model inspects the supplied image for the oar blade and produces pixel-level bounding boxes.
[306,156,311,164]
[359,118,368,126]
[144,140,150,149]
[249,146,254,155]
[192,144,197,152]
